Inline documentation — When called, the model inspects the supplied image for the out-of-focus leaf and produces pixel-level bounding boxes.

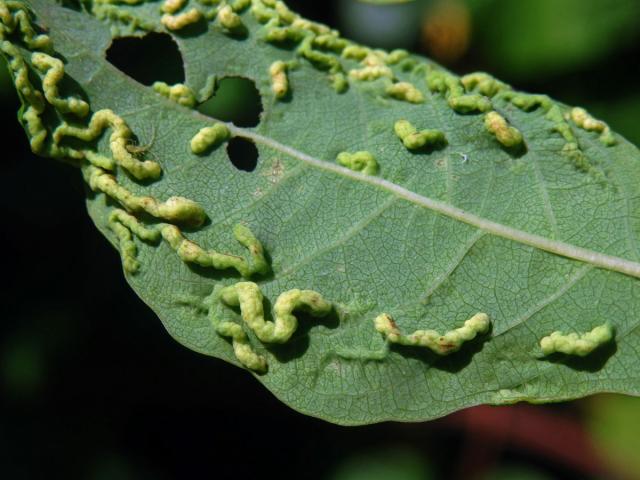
[475,0,640,79]
[586,394,640,477]
[330,447,432,480]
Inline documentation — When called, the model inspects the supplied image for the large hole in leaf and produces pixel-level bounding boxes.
[227,138,258,172]
[197,77,263,128]
[106,33,184,86]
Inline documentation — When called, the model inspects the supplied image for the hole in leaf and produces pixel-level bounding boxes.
[227,138,258,172]
[106,33,184,86]
[57,0,82,11]
[197,77,262,128]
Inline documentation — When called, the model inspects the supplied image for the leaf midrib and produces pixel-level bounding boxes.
[229,125,640,279]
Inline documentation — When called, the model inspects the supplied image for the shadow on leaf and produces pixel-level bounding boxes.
[540,340,616,373]
[388,328,492,374]
[266,307,341,363]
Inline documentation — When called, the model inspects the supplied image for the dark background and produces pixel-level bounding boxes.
[1,1,639,479]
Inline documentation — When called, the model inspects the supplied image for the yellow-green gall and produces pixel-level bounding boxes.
[298,36,341,72]
[348,51,394,81]
[161,8,202,30]
[546,105,577,143]
[342,45,369,61]
[219,282,332,343]
[460,72,508,98]
[291,17,332,35]
[500,91,552,112]
[154,196,207,227]
[232,224,270,276]
[484,111,524,148]
[190,123,230,154]
[448,94,492,114]
[375,312,490,355]
[385,49,409,65]
[348,65,392,81]
[264,26,306,44]
[108,211,141,273]
[394,119,446,150]
[31,52,89,117]
[54,109,161,180]
[84,166,206,227]
[3,37,50,153]
[250,2,276,23]
[160,223,268,277]
[274,0,296,24]
[540,323,613,357]
[312,33,348,53]
[217,5,243,31]
[427,70,493,114]
[426,69,460,95]
[161,0,186,14]
[230,0,251,12]
[393,119,416,139]
[1,41,44,111]
[386,82,424,104]
[108,208,161,273]
[269,60,288,99]
[570,107,616,146]
[330,72,348,93]
[273,288,333,340]
[0,2,52,50]
[91,3,156,34]
[22,105,47,153]
[215,321,267,372]
[152,81,197,108]
[373,314,401,342]
[336,151,379,176]
[84,150,116,170]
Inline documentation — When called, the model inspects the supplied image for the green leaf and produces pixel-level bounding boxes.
[4,0,640,425]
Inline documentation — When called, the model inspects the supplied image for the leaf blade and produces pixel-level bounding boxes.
[6,0,640,425]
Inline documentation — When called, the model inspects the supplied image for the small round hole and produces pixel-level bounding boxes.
[227,138,258,172]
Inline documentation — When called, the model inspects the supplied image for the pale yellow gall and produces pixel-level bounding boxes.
[484,111,524,148]
[394,119,446,150]
[375,312,490,355]
[336,151,379,175]
[386,82,424,104]
[162,8,202,30]
[269,60,288,99]
[540,323,613,357]
[190,123,230,154]
[161,0,186,14]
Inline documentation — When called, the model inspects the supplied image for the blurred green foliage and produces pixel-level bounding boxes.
[587,394,640,478]
[329,447,432,480]
[2,334,45,398]
[472,0,640,80]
